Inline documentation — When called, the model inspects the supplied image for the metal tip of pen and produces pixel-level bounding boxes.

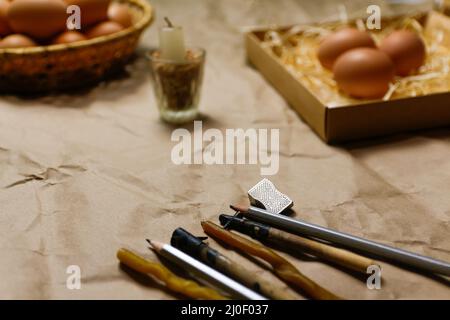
[223,206,244,229]
[146,239,154,249]
[229,204,245,212]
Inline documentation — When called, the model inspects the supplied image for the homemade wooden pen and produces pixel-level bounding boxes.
[201,221,342,300]
[232,204,450,276]
[171,227,297,300]
[219,214,375,274]
[147,239,266,300]
[116,248,226,300]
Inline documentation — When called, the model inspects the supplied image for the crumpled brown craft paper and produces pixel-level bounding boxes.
[0,0,449,299]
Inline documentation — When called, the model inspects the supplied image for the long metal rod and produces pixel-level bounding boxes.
[158,243,267,300]
[243,206,450,276]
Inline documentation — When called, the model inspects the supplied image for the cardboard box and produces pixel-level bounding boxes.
[440,0,450,15]
[246,12,450,143]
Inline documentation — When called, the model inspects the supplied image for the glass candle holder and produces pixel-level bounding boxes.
[148,47,206,124]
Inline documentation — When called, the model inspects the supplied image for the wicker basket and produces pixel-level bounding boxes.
[0,0,153,94]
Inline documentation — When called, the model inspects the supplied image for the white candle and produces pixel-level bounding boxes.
[159,19,186,62]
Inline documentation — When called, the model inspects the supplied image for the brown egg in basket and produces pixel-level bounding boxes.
[0,0,153,94]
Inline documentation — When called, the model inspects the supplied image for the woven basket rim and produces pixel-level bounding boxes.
[0,0,153,55]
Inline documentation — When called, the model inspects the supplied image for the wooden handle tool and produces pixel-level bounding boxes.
[171,227,297,300]
[269,227,374,273]
[202,221,342,300]
[220,214,375,274]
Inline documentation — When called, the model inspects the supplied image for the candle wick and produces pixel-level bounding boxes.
[164,17,174,28]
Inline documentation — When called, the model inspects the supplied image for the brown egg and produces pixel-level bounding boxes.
[7,0,67,40]
[318,28,376,70]
[86,20,123,39]
[0,33,36,48]
[379,30,426,76]
[108,3,132,28]
[333,48,395,99]
[0,0,11,37]
[52,30,87,44]
[64,0,110,27]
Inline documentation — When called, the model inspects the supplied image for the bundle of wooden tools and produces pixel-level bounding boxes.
[117,179,450,300]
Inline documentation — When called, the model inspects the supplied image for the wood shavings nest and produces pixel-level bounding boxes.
[261,16,450,107]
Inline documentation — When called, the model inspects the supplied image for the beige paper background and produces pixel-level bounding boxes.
[0,0,448,299]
